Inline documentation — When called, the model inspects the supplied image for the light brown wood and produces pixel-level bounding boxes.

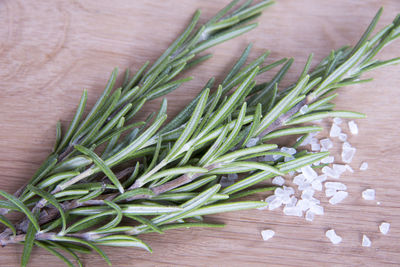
[1,0,400,266]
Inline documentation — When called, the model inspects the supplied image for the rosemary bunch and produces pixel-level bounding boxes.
[1,2,400,267]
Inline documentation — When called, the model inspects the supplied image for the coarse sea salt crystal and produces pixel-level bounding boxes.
[301,187,315,199]
[325,188,337,197]
[305,210,315,221]
[310,204,324,215]
[338,133,347,142]
[283,206,303,217]
[301,165,318,182]
[326,229,342,244]
[296,199,311,211]
[321,156,335,164]
[272,176,285,186]
[311,180,323,191]
[283,186,295,196]
[246,137,259,147]
[322,166,340,179]
[342,145,356,163]
[360,162,368,171]
[268,197,283,210]
[293,174,305,186]
[330,123,341,137]
[348,120,358,135]
[333,164,347,175]
[261,229,275,241]
[333,117,343,125]
[311,143,321,151]
[345,164,354,173]
[285,196,298,208]
[325,182,347,191]
[379,222,390,235]
[320,138,333,150]
[362,189,375,200]
[329,191,348,205]
[362,235,371,247]
[317,174,327,182]
[298,182,311,191]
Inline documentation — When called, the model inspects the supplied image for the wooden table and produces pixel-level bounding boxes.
[1,0,399,266]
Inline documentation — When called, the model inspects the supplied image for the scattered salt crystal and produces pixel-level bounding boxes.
[272,154,283,161]
[274,188,285,197]
[342,142,352,149]
[317,174,327,182]
[285,196,298,208]
[322,166,340,179]
[300,105,309,114]
[305,210,315,221]
[298,135,313,146]
[345,165,354,173]
[362,235,371,247]
[333,164,347,175]
[360,162,368,171]
[379,222,390,235]
[377,201,381,205]
[284,156,295,162]
[326,229,342,244]
[341,146,356,163]
[362,189,375,200]
[311,180,323,191]
[262,155,275,162]
[298,182,311,191]
[296,199,311,211]
[325,182,347,191]
[283,186,295,196]
[308,196,320,205]
[283,206,303,216]
[321,156,334,164]
[313,160,321,166]
[265,195,276,203]
[301,165,318,182]
[293,174,306,186]
[272,176,285,186]
[281,194,292,205]
[333,117,343,125]
[325,188,337,197]
[348,120,358,135]
[338,133,347,141]
[301,187,315,199]
[309,204,324,215]
[268,197,283,210]
[320,138,333,150]
[330,123,341,137]
[261,229,275,241]
[329,191,348,205]
[311,143,321,151]
[246,137,259,147]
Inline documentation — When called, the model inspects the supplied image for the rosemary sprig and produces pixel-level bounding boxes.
[1,3,400,267]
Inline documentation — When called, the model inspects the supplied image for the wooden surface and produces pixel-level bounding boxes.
[1,0,400,266]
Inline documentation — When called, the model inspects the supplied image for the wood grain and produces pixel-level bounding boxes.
[1,0,400,266]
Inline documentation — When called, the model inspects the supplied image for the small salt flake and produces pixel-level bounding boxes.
[293,174,305,186]
[360,162,368,171]
[377,201,381,205]
[321,156,334,164]
[299,104,309,114]
[311,180,323,191]
[317,174,327,182]
[283,186,295,196]
[362,189,375,200]
[322,166,340,179]
[301,165,318,182]
[285,196,298,208]
[329,191,348,205]
[320,138,333,150]
[341,143,356,163]
[305,210,315,221]
[296,199,311,211]
[332,164,347,175]
[362,235,371,247]
[268,197,283,210]
[325,188,337,197]
[272,176,285,186]
[309,204,324,215]
[301,187,315,199]
[345,164,354,173]
[338,133,347,142]
[298,182,311,191]
[330,123,341,137]
[283,206,303,217]
[261,229,275,241]
[379,222,390,235]
[348,120,359,135]
[311,143,321,151]
[246,137,259,148]
[325,182,347,191]
[326,229,342,244]
[333,117,343,125]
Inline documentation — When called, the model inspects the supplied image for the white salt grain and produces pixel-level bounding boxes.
[348,120,359,135]
[321,156,335,164]
[379,222,390,235]
[342,146,356,163]
[272,176,285,186]
[362,235,371,247]
[305,210,315,221]
[326,229,342,244]
[261,230,275,241]
[283,186,295,196]
[246,137,259,147]
[325,188,337,197]
[301,187,315,200]
[293,174,306,186]
[329,191,348,205]
[283,206,303,217]
[317,174,327,182]
[333,117,343,125]
[325,182,347,191]
[296,199,311,211]
[362,189,375,200]
[322,166,340,179]
[360,162,368,171]
[298,182,312,191]
[345,165,354,173]
[268,197,283,210]
[338,133,348,141]
[311,143,321,151]
[285,196,298,208]
[301,165,318,182]
[309,204,324,215]
[320,138,333,150]
[330,123,341,137]
[333,164,347,175]
[311,180,323,191]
